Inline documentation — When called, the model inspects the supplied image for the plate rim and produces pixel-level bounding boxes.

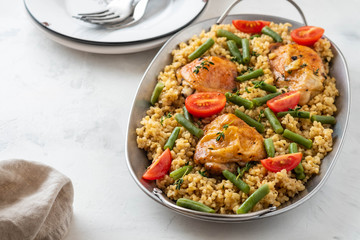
[23,0,208,45]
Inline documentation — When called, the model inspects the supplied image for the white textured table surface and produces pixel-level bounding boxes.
[2,0,360,239]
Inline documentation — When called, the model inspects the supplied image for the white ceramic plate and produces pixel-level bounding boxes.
[24,0,207,44]
[27,10,168,54]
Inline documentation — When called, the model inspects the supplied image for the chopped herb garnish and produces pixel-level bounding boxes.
[198,170,207,177]
[236,162,256,180]
[223,121,234,130]
[160,113,172,126]
[253,81,264,88]
[300,63,307,68]
[175,178,184,190]
[251,51,260,57]
[299,54,303,58]
[216,131,225,141]
[193,60,214,74]
[208,147,214,150]
[216,121,233,141]
[287,70,293,74]
[258,110,264,122]
[291,56,298,61]
[174,164,192,190]
[314,68,319,76]
[245,87,251,93]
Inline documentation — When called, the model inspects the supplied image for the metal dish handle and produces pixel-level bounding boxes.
[216,0,308,26]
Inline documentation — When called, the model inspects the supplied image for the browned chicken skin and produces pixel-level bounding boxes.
[269,43,325,105]
[194,114,266,175]
[178,56,237,93]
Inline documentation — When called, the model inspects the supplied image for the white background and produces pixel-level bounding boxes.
[1,0,360,239]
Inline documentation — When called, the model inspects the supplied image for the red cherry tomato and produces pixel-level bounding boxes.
[267,91,300,113]
[142,148,172,180]
[291,26,324,46]
[261,153,303,172]
[185,92,226,118]
[232,20,270,34]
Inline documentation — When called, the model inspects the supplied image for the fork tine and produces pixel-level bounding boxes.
[82,16,130,25]
[105,18,137,29]
[80,13,116,21]
[80,12,114,19]
[77,9,109,16]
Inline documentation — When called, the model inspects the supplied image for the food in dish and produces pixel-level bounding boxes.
[136,20,338,214]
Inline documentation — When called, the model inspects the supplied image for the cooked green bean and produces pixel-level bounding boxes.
[176,198,215,213]
[236,69,264,82]
[294,164,305,180]
[175,114,204,138]
[311,115,336,125]
[188,38,215,61]
[288,142,298,154]
[169,165,193,180]
[222,170,250,194]
[242,38,250,64]
[237,184,270,214]
[227,40,243,63]
[234,109,264,133]
[252,92,281,107]
[250,34,261,39]
[225,92,254,109]
[288,143,305,180]
[217,29,242,46]
[283,129,312,149]
[264,138,275,158]
[150,82,165,105]
[264,108,284,134]
[164,127,181,150]
[277,111,310,119]
[183,106,193,122]
[261,26,283,42]
[252,80,277,93]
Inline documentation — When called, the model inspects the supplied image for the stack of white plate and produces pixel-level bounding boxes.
[24,0,208,54]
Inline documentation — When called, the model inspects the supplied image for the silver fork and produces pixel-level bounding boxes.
[74,0,135,25]
[106,0,149,30]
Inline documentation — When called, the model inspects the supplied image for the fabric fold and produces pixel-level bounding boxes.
[0,159,74,240]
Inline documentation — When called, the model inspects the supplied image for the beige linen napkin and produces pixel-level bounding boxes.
[0,159,74,240]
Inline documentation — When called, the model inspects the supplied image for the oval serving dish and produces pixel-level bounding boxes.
[126,14,350,222]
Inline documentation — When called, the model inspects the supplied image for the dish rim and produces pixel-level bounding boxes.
[126,13,351,222]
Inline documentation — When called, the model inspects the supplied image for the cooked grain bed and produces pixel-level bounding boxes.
[136,22,338,214]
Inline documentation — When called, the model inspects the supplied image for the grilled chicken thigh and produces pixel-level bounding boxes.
[194,114,266,175]
[269,44,325,105]
[178,56,238,94]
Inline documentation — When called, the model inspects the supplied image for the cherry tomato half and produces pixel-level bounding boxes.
[261,152,303,172]
[232,20,270,34]
[267,91,300,113]
[142,148,172,180]
[291,26,324,46]
[185,92,226,118]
